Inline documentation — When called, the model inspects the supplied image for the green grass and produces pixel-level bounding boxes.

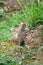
[0,1,43,41]
[0,44,32,65]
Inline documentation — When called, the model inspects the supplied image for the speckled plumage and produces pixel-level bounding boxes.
[17,24,26,46]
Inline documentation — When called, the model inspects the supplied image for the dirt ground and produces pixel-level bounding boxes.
[25,26,43,65]
[7,24,43,65]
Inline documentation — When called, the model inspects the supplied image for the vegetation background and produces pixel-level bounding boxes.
[0,0,43,65]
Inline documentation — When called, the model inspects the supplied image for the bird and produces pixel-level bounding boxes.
[17,23,26,46]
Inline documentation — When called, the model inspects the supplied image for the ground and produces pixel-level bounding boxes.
[0,0,43,65]
[0,24,43,65]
